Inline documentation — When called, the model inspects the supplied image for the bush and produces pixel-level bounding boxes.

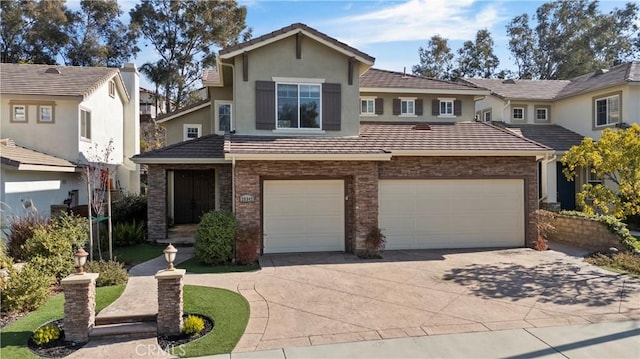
[1,262,53,313]
[4,214,50,261]
[84,260,128,287]
[195,211,236,265]
[111,193,147,225]
[32,324,61,346]
[236,226,260,265]
[182,315,205,335]
[359,226,387,259]
[113,221,146,247]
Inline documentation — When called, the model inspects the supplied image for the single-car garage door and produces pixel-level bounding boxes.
[263,180,345,253]
[379,179,524,249]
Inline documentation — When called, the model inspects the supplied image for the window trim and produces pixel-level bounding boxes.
[183,124,202,141]
[37,105,55,124]
[534,105,550,123]
[399,96,416,117]
[437,97,455,118]
[482,109,492,122]
[108,80,116,98]
[586,166,603,185]
[512,106,526,121]
[10,104,27,123]
[215,100,233,133]
[275,81,323,130]
[593,92,621,129]
[80,108,92,141]
[360,97,376,116]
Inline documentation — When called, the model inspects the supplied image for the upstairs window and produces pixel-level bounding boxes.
[217,102,232,132]
[512,107,525,121]
[401,98,415,115]
[483,110,492,122]
[360,98,375,115]
[439,98,455,116]
[277,83,321,129]
[587,167,603,185]
[183,124,201,140]
[594,94,620,127]
[38,105,54,123]
[11,104,27,122]
[536,108,548,121]
[80,109,91,140]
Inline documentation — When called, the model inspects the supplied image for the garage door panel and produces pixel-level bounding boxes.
[264,180,345,254]
[380,179,524,249]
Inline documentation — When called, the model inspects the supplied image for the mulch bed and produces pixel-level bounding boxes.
[0,311,28,329]
[27,319,86,358]
[157,313,214,349]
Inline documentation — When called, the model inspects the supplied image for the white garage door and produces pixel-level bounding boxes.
[379,179,524,249]
[263,180,345,253]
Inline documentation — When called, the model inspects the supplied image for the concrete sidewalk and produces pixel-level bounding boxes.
[199,320,640,359]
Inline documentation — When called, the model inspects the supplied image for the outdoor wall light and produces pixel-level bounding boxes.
[164,244,178,270]
[74,248,89,274]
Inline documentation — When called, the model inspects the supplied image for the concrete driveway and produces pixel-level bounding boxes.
[183,244,640,353]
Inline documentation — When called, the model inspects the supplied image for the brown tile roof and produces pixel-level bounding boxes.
[228,135,386,155]
[202,68,220,83]
[556,61,640,99]
[461,78,570,100]
[361,68,484,92]
[219,23,375,63]
[155,98,210,123]
[1,139,78,169]
[0,63,120,99]
[132,134,225,160]
[496,123,584,152]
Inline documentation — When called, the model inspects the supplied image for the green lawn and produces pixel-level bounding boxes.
[177,257,260,274]
[0,285,125,359]
[112,243,164,266]
[174,285,250,357]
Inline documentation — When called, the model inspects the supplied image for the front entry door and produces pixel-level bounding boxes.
[174,170,215,224]
[556,163,576,210]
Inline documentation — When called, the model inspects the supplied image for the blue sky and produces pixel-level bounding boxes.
[114,0,627,90]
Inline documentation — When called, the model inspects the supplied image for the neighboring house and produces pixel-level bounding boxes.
[139,87,169,119]
[0,63,141,217]
[464,61,639,210]
[133,23,551,254]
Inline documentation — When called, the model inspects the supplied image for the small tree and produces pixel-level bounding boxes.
[562,124,640,219]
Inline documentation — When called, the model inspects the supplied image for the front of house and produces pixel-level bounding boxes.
[133,23,551,254]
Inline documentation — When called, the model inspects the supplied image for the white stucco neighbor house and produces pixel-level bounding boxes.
[463,61,640,211]
[0,63,141,217]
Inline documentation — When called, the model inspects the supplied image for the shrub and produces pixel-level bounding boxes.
[4,214,50,261]
[113,221,146,247]
[1,262,53,313]
[32,324,61,346]
[84,260,128,287]
[182,315,205,335]
[111,193,147,225]
[359,226,386,259]
[236,225,260,265]
[195,211,236,265]
[586,252,640,275]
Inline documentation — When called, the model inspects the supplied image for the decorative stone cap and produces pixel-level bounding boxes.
[61,272,99,285]
[155,269,186,279]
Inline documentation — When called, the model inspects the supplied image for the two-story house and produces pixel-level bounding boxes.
[133,23,551,254]
[464,61,640,211]
[1,63,141,217]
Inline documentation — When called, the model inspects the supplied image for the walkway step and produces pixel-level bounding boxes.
[95,314,157,326]
[89,322,157,339]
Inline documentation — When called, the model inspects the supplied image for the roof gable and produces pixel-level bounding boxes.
[462,78,570,100]
[555,61,639,99]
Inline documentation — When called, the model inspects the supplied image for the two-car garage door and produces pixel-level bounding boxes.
[379,179,525,249]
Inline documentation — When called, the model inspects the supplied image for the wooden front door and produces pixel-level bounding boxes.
[174,170,215,224]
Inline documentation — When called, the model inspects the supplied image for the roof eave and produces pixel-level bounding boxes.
[156,102,212,123]
[389,149,553,159]
[224,153,391,161]
[131,157,229,165]
[360,87,490,95]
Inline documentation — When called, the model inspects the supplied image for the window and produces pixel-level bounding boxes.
[360,98,375,115]
[398,97,415,116]
[217,102,232,132]
[594,94,620,127]
[483,111,492,122]
[439,99,454,116]
[38,105,53,123]
[80,109,91,139]
[109,80,116,97]
[277,83,321,129]
[11,104,27,122]
[534,106,550,123]
[183,124,201,140]
[512,107,525,120]
[587,167,603,185]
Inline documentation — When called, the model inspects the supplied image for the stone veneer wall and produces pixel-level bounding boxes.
[147,164,232,240]
[378,156,539,247]
[547,214,626,251]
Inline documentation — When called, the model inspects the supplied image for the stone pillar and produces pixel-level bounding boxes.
[155,269,186,336]
[61,273,99,343]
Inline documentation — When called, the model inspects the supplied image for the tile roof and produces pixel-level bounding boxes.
[361,68,484,91]
[228,135,385,155]
[1,139,78,169]
[0,63,119,99]
[202,68,220,84]
[132,134,225,159]
[155,99,210,123]
[556,61,640,99]
[219,23,375,63]
[461,78,570,100]
[495,123,584,152]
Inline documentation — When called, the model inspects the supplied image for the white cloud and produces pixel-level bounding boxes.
[320,0,507,46]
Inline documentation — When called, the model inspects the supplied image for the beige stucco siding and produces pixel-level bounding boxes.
[209,86,233,135]
[231,35,360,136]
[473,95,504,122]
[164,106,211,145]
[359,92,477,123]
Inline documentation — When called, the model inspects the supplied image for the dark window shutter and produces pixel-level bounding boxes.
[454,100,462,116]
[431,99,439,115]
[255,81,275,130]
[322,83,341,131]
[415,99,423,116]
[392,99,401,115]
[374,98,383,115]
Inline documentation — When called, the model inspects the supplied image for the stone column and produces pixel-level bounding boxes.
[61,273,99,343]
[155,269,186,336]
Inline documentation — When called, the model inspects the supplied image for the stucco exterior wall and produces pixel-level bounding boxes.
[358,92,477,123]
[163,106,211,145]
[231,35,360,136]
[473,95,504,122]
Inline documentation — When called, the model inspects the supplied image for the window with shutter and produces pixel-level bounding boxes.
[255,81,276,130]
[374,98,384,115]
[322,83,341,131]
[393,99,401,115]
